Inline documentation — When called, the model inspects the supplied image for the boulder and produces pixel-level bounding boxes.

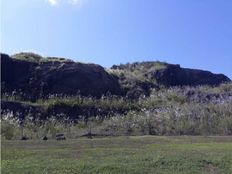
[55,133,66,140]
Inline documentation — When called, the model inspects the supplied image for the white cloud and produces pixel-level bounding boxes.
[48,0,58,6]
[47,0,84,6]
[69,0,78,4]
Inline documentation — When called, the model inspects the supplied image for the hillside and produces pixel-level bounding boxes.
[1,52,230,100]
[109,61,230,98]
[1,52,232,138]
[1,53,122,100]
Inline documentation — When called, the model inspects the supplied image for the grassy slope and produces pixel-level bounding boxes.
[2,136,232,174]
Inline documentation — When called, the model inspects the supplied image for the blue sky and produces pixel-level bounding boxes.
[1,0,232,78]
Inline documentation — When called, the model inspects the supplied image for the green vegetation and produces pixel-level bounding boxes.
[108,61,168,89]
[1,83,232,140]
[12,52,43,63]
[12,52,74,63]
[1,56,232,173]
[2,136,232,174]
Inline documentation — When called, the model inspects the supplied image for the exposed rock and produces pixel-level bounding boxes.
[1,53,230,101]
[1,53,122,100]
[110,62,230,98]
[21,136,30,140]
[42,136,48,141]
[150,64,230,87]
[55,133,66,140]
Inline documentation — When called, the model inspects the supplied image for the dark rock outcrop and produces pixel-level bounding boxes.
[1,53,230,100]
[1,53,122,100]
[1,53,231,121]
[150,64,230,87]
[110,62,230,98]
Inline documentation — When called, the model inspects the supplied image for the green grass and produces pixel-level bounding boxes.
[1,136,232,174]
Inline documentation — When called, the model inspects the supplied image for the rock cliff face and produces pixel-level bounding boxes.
[149,64,230,87]
[110,62,230,98]
[1,53,122,100]
[1,53,230,99]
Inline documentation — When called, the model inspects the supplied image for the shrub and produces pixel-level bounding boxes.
[12,52,43,63]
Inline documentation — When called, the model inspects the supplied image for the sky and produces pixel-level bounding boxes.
[1,0,232,78]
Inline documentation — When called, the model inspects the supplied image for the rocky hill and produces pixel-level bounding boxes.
[1,53,232,136]
[1,53,122,100]
[109,61,230,98]
[1,52,230,100]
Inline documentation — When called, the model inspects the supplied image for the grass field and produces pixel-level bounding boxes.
[1,136,232,174]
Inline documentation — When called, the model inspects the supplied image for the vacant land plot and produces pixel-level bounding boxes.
[1,136,232,174]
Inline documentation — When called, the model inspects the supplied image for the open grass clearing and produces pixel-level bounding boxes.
[1,136,232,174]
